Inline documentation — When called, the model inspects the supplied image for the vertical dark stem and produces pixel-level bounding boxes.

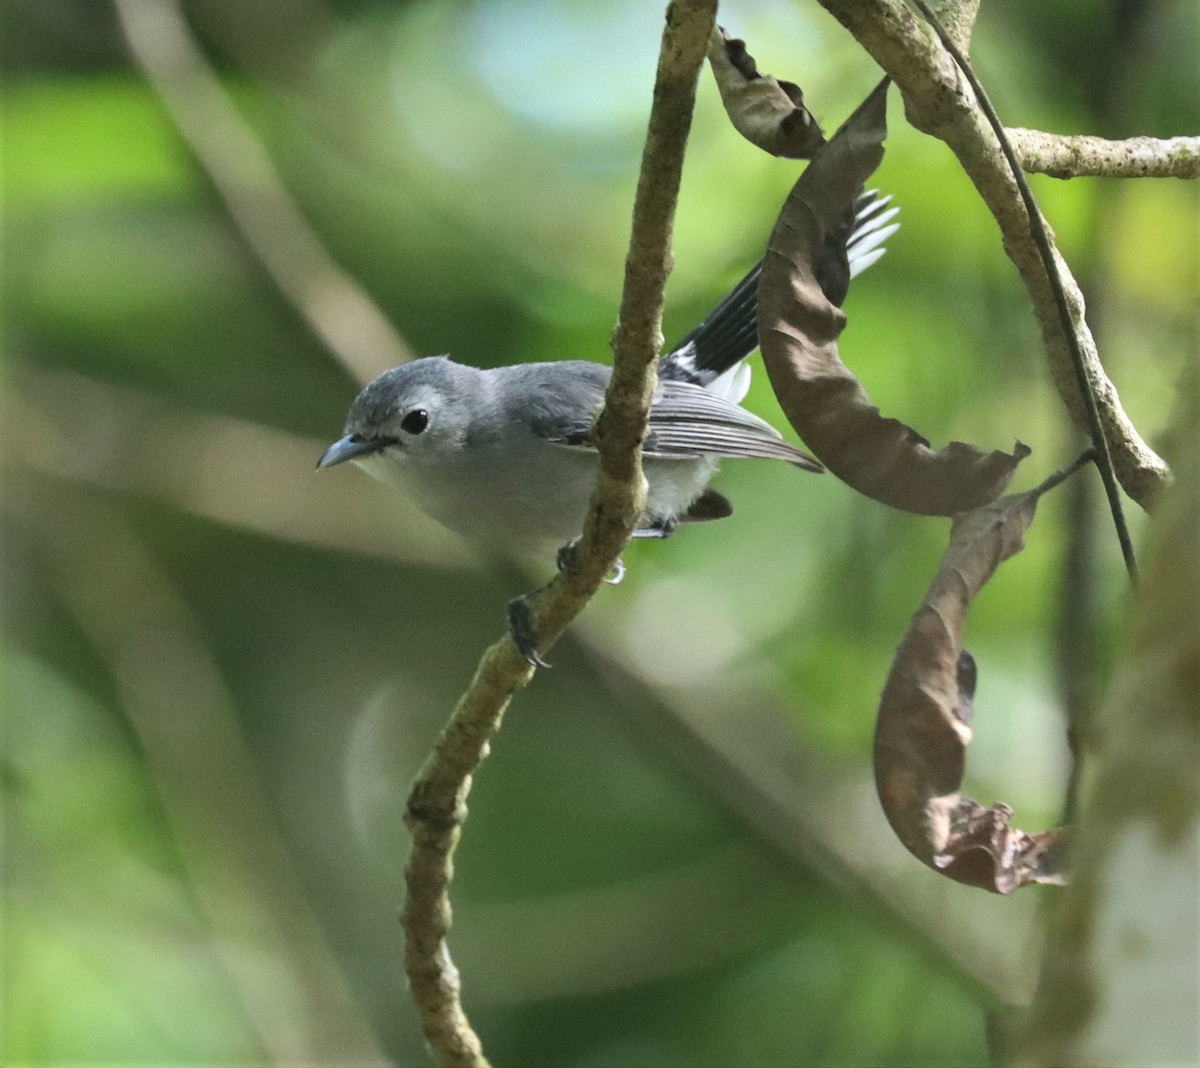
[912,0,1139,581]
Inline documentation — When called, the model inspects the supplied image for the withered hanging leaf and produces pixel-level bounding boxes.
[873,455,1091,893]
[706,27,826,159]
[758,80,1031,515]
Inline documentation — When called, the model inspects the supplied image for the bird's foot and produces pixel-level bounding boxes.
[632,517,678,540]
[556,538,625,585]
[554,537,624,588]
[506,594,550,668]
[555,538,581,575]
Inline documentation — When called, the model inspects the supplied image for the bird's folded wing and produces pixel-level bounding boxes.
[541,378,822,472]
[645,382,822,470]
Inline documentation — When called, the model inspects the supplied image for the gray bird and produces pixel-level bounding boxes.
[318,192,898,572]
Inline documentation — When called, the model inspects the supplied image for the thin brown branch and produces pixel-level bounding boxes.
[398,3,717,1065]
[113,0,412,385]
[815,0,1172,510]
[1008,129,1200,180]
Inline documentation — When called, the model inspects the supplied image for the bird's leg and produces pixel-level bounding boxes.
[511,530,639,664]
[506,594,550,668]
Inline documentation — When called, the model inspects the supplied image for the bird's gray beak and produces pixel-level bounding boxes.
[316,435,393,469]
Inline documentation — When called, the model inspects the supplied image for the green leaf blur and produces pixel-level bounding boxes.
[4,0,1196,1064]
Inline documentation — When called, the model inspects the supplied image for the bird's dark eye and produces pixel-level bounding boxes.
[400,409,429,435]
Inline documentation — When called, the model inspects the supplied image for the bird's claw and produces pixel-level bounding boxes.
[506,595,550,668]
[605,558,626,585]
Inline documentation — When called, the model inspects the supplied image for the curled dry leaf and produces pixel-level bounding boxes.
[706,26,826,159]
[758,79,1031,515]
[873,455,1092,893]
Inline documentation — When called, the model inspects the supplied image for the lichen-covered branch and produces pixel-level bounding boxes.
[926,0,979,51]
[1008,129,1200,180]
[398,3,717,1065]
[816,0,1172,510]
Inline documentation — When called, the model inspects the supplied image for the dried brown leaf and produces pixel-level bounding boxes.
[706,26,826,159]
[873,457,1091,893]
[758,80,1031,515]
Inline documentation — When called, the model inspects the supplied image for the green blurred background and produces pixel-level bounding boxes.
[3,1,1196,1064]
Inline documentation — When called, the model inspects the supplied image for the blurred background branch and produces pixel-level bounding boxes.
[5,368,477,568]
[113,0,412,383]
[11,485,387,1064]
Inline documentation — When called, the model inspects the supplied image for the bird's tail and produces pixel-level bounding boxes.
[660,190,899,390]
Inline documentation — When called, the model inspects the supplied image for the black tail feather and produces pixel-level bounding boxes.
[661,190,890,385]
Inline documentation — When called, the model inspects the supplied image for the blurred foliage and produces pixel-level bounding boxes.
[2,0,1196,1064]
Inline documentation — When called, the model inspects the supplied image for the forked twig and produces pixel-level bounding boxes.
[816,0,1171,510]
